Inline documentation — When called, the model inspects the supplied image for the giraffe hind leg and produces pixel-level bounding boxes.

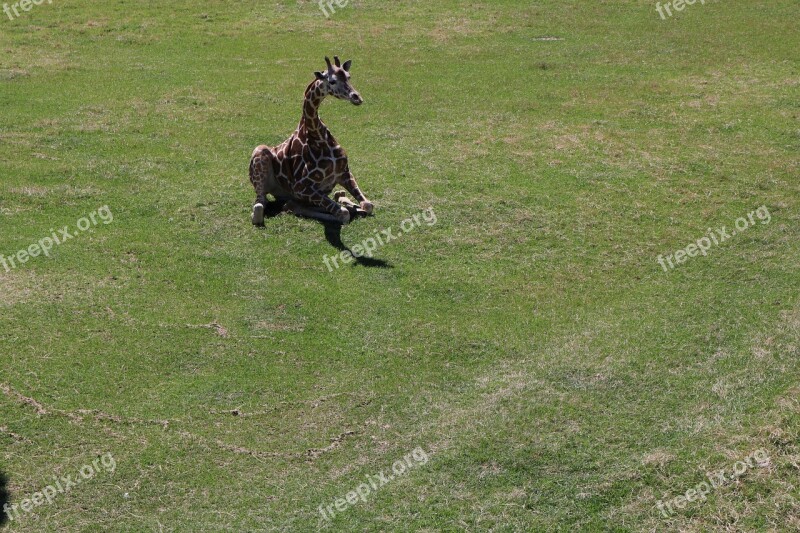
[249,147,283,226]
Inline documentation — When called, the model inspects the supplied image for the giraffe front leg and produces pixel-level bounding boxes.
[284,200,345,224]
[341,171,373,215]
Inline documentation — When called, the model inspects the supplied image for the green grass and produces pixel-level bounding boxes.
[1,0,798,530]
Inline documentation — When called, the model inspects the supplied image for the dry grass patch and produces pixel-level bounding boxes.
[0,270,38,307]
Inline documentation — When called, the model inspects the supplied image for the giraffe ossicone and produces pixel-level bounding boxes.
[248,56,374,227]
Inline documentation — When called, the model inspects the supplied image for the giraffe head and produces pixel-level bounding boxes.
[314,56,363,106]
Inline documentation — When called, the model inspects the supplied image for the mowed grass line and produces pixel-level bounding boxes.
[1,0,799,530]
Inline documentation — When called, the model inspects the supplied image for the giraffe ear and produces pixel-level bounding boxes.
[342,59,352,72]
[314,71,326,81]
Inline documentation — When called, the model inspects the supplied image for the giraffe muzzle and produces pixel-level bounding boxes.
[350,93,363,106]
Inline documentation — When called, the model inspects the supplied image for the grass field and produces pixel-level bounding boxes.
[1,0,799,530]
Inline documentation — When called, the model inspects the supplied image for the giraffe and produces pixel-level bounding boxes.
[248,56,374,226]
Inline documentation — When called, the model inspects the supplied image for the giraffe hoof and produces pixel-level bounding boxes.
[338,196,358,209]
[359,201,374,215]
[252,203,265,226]
[334,207,351,224]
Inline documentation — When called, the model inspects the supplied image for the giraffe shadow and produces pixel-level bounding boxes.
[262,199,289,219]
[323,221,392,269]
[261,199,392,268]
[0,471,10,527]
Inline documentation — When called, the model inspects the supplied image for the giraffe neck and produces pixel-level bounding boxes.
[300,80,328,137]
